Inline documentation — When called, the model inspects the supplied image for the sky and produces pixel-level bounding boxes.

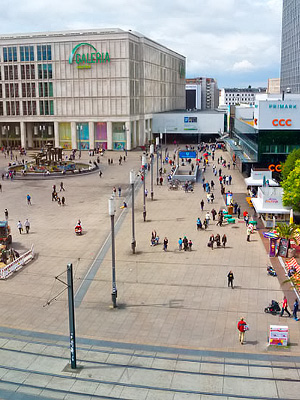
[0,0,283,88]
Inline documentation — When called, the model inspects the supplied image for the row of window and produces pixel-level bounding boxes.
[0,82,53,98]
[0,100,54,115]
[2,45,52,62]
[0,64,52,80]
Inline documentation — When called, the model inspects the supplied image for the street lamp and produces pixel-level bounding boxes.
[76,124,83,153]
[108,197,117,308]
[2,125,10,148]
[39,125,46,149]
[160,132,163,171]
[150,144,154,200]
[142,155,147,221]
[156,136,159,185]
[130,170,136,253]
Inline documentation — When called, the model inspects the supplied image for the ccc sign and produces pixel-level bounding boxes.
[268,164,282,172]
[272,119,292,127]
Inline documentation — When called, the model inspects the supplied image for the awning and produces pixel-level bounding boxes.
[251,198,291,214]
[245,177,279,187]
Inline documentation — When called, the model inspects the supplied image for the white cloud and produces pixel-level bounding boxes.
[0,0,283,87]
[232,60,255,72]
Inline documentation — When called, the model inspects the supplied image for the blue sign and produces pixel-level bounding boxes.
[179,151,197,159]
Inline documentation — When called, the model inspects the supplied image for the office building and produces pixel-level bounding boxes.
[0,29,186,150]
[267,78,280,94]
[280,0,300,93]
[219,87,266,106]
[185,77,219,110]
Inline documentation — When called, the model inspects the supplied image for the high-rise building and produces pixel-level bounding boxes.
[280,0,300,93]
[0,29,186,151]
[185,77,219,110]
[267,79,280,94]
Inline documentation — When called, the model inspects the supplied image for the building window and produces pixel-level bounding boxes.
[6,101,19,116]
[38,64,52,79]
[23,100,37,116]
[22,82,36,97]
[0,102,3,116]
[39,100,54,115]
[20,46,34,62]
[3,47,17,62]
[39,82,53,97]
[21,64,35,80]
[0,85,2,98]
[4,65,18,80]
[37,45,51,61]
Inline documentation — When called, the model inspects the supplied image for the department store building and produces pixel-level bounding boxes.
[0,29,186,150]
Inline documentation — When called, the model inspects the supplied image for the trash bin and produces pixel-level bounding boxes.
[228,205,233,215]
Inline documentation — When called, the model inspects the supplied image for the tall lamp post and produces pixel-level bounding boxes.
[130,170,136,254]
[142,154,147,221]
[108,197,117,308]
[3,125,10,148]
[76,124,83,152]
[39,125,46,149]
[150,144,154,200]
[160,132,163,171]
[156,136,159,185]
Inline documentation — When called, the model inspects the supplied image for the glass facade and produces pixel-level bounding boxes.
[20,46,34,62]
[59,123,72,149]
[76,123,89,150]
[281,0,300,93]
[37,45,52,61]
[95,122,107,149]
[112,122,126,150]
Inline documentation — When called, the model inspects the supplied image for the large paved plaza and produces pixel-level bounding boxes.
[0,147,299,399]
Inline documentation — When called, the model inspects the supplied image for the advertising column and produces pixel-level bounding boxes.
[125,121,131,151]
[20,122,26,149]
[54,121,59,147]
[107,122,113,150]
[71,122,77,150]
[89,122,95,150]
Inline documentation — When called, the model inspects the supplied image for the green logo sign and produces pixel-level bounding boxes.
[69,43,110,69]
[179,63,185,79]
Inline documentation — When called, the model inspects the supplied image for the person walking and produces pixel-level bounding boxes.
[178,237,183,251]
[200,200,204,211]
[205,211,210,226]
[197,217,202,230]
[227,270,234,288]
[237,318,247,344]
[237,206,241,219]
[163,237,168,251]
[24,219,30,234]
[183,236,188,251]
[99,170,103,178]
[280,296,291,317]
[112,187,117,196]
[208,234,214,250]
[293,298,299,321]
[247,226,252,242]
[188,239,193,251]
[245,214,249,226]
[4,209,8,221]
[60,182,65,191]
[222,234,227,247]
[62,196,65,206]
[118,186,122,197]
[17,220,23,234]
[26,194,31,205]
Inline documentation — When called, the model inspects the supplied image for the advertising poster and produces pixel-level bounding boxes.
[269,325,288,346]
[278,238,289,257]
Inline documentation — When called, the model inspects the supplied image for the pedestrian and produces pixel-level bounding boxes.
[62,196,65,206]
[4,208,8,221]
[99,170,102,178]
[245,214,249,226]
[112,187,117,196]
[17,220,23,234]
[222,234,227,247]
[197,217,202,230]
[237,206,241,219]
[24,218,30,234]
[216,213,223,227]
[237,318,247,345]
[53,184,56,192]
[183,236,188,251]
[163,237,168,251]
[207,193,211,203]
[229,175,232,184]
[159,176,163,185]
[208,234,214,250]
[188,239,193,251]
[178,237,183,251]
[210,193,214,203]
[211,208,217,221]
[247,226,252,242]
[211,180,215,190]
[227,270,234,288]
[60,182,65,191]
[200,199,204,211]
[118,186,121,197]
[205,211,210,226]
[0,184,2,192]
[26,194,31,205]
[280,296,291,317]
[293,298,299,321]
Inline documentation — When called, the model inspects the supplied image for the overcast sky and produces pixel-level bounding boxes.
[0,0,282,88]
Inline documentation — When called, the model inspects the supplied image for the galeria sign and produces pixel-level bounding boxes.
[69,43,110,69]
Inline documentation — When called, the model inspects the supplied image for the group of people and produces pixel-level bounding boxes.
[51,183,65,206]
[208,233,227,249]
[178,236,193,251]
[17,219,30,234]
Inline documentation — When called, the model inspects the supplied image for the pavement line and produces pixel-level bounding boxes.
[74,176,143,307]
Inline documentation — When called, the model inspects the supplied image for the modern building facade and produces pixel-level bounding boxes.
[225,95,300,173]
[185,77,219,110]
[0,29,186,150]
[267,78,280,94]
[280,0,300,94]
[219,87,266,106]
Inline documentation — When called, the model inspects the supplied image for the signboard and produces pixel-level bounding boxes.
[254,100,299,130]
[269,325,288,346]
[69,43,110,69]
[269,238,278,257]
[184,116,198,131]
[226,192,233,206]
[278,238,289,257]
[179,151,197,159]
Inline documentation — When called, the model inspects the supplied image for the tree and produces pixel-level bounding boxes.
[282,160,300,211]
[276,223,299,241]
[281,148,300,180]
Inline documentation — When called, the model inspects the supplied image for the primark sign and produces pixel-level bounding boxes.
[269,104,297,109]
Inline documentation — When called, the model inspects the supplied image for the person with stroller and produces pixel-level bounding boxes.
[280,296,291,317]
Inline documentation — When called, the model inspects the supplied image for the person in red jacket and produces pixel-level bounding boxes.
[237,318,247,345]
